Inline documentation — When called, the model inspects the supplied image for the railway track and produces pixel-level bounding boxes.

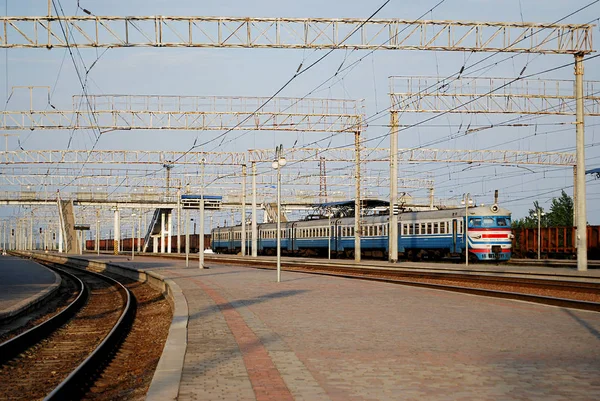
[203,255,600,312]
[0,264,135,400]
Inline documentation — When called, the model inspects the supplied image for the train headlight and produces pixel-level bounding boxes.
[490,204,499,213]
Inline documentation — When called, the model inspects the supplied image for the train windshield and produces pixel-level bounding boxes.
[469,216,511,228]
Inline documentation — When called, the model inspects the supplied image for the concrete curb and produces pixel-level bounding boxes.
[0,259,61,321]
[11,251,188,401]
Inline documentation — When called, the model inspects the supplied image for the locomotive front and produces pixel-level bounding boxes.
[466,204,513,261]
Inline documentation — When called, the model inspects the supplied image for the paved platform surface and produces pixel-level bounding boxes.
[47,254,600,400]
[0,255,60,318]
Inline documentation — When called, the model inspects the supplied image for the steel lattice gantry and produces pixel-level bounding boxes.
[0,16,592,54]
[390,76,600,115]
[248,147,576,166]
[0,95,364,132]
[0,149,246,165]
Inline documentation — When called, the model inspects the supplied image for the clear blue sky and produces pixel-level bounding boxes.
[2,0,600,224]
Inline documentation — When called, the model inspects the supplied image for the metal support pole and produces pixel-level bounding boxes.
[573,166,577,227]
[537,208,542,260]
[354,131,361,262]
[185,209,190,267]
[167,211,172,253]
[199,199,205,269]
[277,161,282,282]
[113,208,120,255]
[177,189,181,253]
[328,213,331,260]
[29,211,33,250]
[138,210,142,253]
[575,53,587,271]
[241,164,247,257]
[464,193,470,266]
[132,214,136,260]
[252,162,258,257]
[199,159,205,269]
[160,212,165,254]
[389,111,398,263]
[95,210,100,254]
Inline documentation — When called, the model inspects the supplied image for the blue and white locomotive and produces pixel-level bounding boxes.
[211,201,512,261]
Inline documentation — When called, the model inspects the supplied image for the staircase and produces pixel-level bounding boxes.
[58,200,79,253]
[264,202,288,223]
[142,208,172,252]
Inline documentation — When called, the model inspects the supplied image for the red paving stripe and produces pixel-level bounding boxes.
[170,271,294,401]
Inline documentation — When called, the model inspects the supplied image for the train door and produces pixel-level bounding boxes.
[330,220,336,255]
[452,219,458,253]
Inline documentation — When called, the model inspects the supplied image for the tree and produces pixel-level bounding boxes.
[546,190,573,227]
[512,191,573,228]
[512,200,549,229]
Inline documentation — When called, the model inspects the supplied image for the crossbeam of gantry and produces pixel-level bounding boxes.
[390,76,600,115]
[0,95,364,132]
[0,150,246,165]
[0,16,592,54]
[0,166,434,190]
[248,147,576,166]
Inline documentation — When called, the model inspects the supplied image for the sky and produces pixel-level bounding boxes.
[1,0,600,227]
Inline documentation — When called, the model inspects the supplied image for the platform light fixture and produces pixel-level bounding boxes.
[272,145,286,282]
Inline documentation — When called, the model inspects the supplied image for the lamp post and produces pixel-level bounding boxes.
[131,213,136,260]
[327,210,332,260]
[199,158,205,269]
[272,144,286,282]
[537,208,545,260]
[462,193,473,266]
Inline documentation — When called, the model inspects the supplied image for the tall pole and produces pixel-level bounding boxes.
[575,53,587,271]
[113,208,120,255]
[389,110,399,263]
[199,159,205,269]
[537,208,542,260]
[354,131,361,262]
[132,214,136,260]
[160,212,165,253]
[138,210,142,253]
[177,189,181,253]
[241,164,247,257]
[95,210,100,254]
[185,209,190,267]
[464,193,470,266]
[251,162,258,257]
[29,210,33,250]
[276,154,282,282]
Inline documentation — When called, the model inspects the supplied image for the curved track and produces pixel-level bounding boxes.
[0,264,135,400]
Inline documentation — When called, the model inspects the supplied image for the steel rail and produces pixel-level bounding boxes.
[44,265,135,401]
[0,267,87,364]
[202,255,600,312]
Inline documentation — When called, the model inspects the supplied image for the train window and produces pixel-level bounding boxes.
[409,224,414,235]
[483,217,495,227]
[420,223,426,235]
[469,218,482,227]
[433,223,439,234]
[402,224,407,235]
[427,223,432,234]
[497,217,510,226]
[350,227,354,236]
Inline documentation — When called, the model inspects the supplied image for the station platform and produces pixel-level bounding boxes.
[53,253,600,401]
[0,255,61,320]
